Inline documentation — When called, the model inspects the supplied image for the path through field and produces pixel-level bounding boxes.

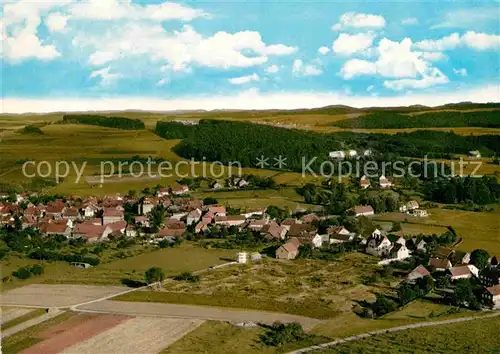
[0,308,33,324]
[1,309,62,339]
[77,299,322,330]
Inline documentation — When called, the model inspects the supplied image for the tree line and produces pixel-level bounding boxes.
[333,110,500,129]
[61,114,145,130]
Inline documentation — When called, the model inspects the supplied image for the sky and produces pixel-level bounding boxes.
[2,0,500,112]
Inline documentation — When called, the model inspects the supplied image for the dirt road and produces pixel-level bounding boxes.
[76,300,322,330]
[1,310,62,339]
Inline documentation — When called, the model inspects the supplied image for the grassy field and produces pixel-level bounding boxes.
[0,308,47,331]
[1,243,236,290]
[115,253,386,319]
[374,208,500,255]
[0,311,73,354]
[161,320,327,354]
[0,123,321,197]
[317,314,500,353]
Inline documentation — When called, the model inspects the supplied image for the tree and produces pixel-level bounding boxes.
[203,197,218,205]
[398,283,417,305]
[391,221,402,232]
[450,279,475,306]
[372,294,398,317]
[260,322,308,346]
[470,249,490,269]
[145,267,165,289]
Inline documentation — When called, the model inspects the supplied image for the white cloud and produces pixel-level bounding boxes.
[156,78,169,86]
[415,32,500,52]
[68,0,210,22]
[340,37,449,90]
[45,12,68,32]
[366,85,374,92]
[333,32,376,55]
[383,69,449,91]
[89,66,123,85]
[88,51,117,66]
[462,31,500,50]
[228,73,260,85]
[340,59,376,79]
[453,68,467,77]
[414,33,461,51]
[417,52,447,62]
[401,18,419,25]
[318,46,330,55]
[293,59,322,76]
[332,12,385,31]
[265,65,280,74]
[4,84,499,113]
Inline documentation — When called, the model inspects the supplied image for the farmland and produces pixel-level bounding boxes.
[317,314,500,353]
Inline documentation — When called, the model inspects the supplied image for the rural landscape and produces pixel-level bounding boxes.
[2,0,500,353]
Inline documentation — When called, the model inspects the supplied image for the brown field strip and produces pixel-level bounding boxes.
[21,314,130,354]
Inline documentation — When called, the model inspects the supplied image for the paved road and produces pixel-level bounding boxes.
[287,310,500,353]
[1,310,62,339]
[75,300,322,331]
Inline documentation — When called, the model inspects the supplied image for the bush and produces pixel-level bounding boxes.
[12,267,31,279]
[260,322,309,346]
[29,264,44,276]
[173,272,200,283]
[22,125,44,134]
[203,197,218,205]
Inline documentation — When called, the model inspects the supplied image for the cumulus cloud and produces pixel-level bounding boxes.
[453,68,467,76]
[45,13,68,32]
[332,12,385,31]
[340,37,449,90]
[432,8,499,29]
[415,32,500,51]
[318,46,330,55]
[417,52,447,62]
[333,32,376,55]
[228,73,260,85]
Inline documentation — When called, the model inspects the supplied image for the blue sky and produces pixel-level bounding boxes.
[2,0,499,112]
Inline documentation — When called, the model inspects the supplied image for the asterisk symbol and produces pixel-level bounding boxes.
[273,155,287,169]
[256,155,269,168]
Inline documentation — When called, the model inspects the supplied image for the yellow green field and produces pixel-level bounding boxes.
[375,208,500,254]
[1,243,236,290]
[318,314,500,353]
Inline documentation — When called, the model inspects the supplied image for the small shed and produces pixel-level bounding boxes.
[251,252,262,262]
[71,262,92,269]
[236,252,248,264]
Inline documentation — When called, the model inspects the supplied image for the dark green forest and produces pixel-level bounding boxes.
[154,121,197,139]
[168,120,500,173]
[332,110,500,129]
[62,114,145,130]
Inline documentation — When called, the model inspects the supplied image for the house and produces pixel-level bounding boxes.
[389,243,410,261]
[480,268,500,287]
[242,209,265,218]
[134,215,149,227]
[261,222,287,240]
[281,218,300,232]
[287,223,317,238]
[234,177,249,188]
[73,224,111,242]
[360,175,370,189]
[300,213,319,223]
[276,237,302,260]
[490,256,499,268]
[366,234,392,257]
[83,204,98,218]
[251,252,262,262]
[407,200,420,210]
[484,285,500,308]
[347,150,358,158]
[22,215,38,228]
[449,265,474,280]
[102,208,124,224]
[62,207,80,221]
[141,198,156,215]
[214,215,246,227]
[329,150,345,159]
[415,239,427,252]
[363,149,372,156]
[195,221,210,234]
[379,175,392,188]
[106,220,127,235]
[172,185,190,195]
[247,219,269,231]
[297,234,323,248]
[125,224,138,237]
[45,202,65,218]
[468,150,481,158]
[157,226,185,238]
[428,258,452,272]
[211,181,224,190]
[353,205,374,217]
[236,252,248,264]
[40,222,71,237]
[327,226,355,244]
[208,205,226,217]
[407,265,431,281]
[156,187,170,197]
[186,209,202,226]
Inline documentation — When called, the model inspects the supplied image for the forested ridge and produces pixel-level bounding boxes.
[168,120,500,172]
[333,110,500,129]
[62,114,145,130]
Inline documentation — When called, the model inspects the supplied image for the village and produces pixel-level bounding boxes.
[1,176,499,311]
